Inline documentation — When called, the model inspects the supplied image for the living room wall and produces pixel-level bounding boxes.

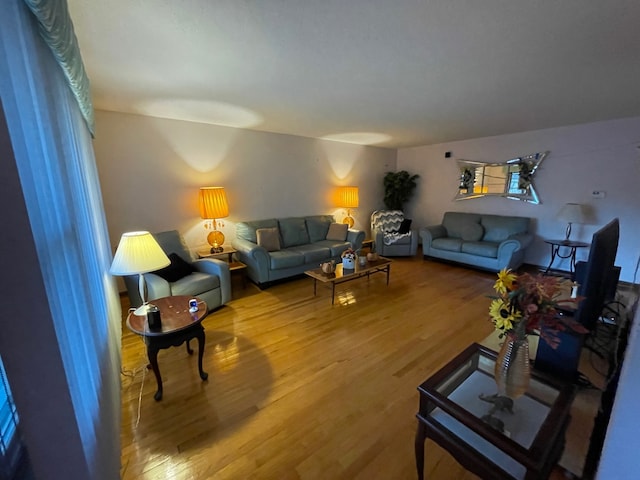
[94,110,396,260]
[398,116,640,283]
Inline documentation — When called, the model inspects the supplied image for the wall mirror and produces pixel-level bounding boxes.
[455,151,548,204]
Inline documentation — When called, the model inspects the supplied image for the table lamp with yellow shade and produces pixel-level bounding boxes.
[199,187,229,253]
[335,186,359,228]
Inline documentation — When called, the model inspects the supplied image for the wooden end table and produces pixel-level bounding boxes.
[126,295,209,401]
[415,343,576,479]
[197,246,247,290]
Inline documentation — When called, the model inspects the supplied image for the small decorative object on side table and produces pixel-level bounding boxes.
[341,247,356,270]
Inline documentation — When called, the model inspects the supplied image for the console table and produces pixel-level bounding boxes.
[127,295,209,401]
[415,343,576,479]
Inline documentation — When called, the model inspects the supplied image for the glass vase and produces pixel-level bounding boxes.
[494,334,530,399]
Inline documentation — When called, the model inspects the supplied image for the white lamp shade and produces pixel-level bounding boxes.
[109,231,170,275]
[556,203,586,224]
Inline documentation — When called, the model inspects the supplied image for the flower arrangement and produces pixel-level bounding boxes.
[489,269,587,348]
[341,248,356,260]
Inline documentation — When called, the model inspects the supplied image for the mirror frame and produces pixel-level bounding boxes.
[455,151,548,204]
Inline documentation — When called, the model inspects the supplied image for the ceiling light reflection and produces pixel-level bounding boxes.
[321,132,391,146]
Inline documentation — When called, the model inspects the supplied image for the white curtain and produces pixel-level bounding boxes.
[0,1,120,478]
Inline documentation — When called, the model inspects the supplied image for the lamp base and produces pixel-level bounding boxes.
[207,230,225,252]
[342,216,355,228]
[134,303,156,316]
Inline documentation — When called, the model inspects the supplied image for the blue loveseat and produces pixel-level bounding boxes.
[232,215,365,287]
[419,212,533,271]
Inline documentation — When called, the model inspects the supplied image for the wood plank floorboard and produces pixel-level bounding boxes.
[119,254,572,479]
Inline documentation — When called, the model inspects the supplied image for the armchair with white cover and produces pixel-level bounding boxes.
[370,210,418,257]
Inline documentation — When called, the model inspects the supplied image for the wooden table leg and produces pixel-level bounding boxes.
[195,327,208,381]
[386,264,391,285]
[147,343,163,401]
[415,421,426,480]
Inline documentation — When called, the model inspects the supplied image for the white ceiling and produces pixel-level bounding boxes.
[67,0,640,148]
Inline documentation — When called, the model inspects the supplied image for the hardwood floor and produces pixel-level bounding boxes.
[119,255,573,479]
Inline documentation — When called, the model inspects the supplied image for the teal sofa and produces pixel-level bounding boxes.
[232,215,365,287]
[419,212,533,271]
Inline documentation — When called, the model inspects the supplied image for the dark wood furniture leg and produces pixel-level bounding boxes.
[146,343,164,401]
[415,421,426,480]
[145,324,208,401]
[195,327,208,380]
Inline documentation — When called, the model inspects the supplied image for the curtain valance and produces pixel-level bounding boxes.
[23,0,95,135]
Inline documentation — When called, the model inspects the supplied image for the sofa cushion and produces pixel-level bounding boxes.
[313,239,351,257]
[432,237,463,252]
[326,223,348,241]
[268,250,305,270]
[481,215,530,242]
[461,241,499,258]
[236,219,278,243]
[278,217,310,248]
[152,252,194,282]
[305,215,333,243]
[257,227,281,252]
[171,271,220,296]
[460,223,484,242]
[290,244,331,264]
[442,212,482,239]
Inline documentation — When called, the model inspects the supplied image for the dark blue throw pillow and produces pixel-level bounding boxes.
[152,252,193,282]
[399,218,412,234]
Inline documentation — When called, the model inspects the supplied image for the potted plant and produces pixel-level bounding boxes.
[383,170,420,211]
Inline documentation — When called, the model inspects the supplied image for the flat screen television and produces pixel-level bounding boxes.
[535,218,619,380]
[574,217,620,330]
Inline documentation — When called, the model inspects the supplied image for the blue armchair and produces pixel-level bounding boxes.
[124,230,231,312]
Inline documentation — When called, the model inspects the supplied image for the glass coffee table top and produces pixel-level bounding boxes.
[416,343,576,479]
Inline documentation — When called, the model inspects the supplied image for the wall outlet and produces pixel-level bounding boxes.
[592,190,606,199]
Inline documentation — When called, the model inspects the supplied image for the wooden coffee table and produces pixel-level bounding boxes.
[304,257,392,304]
[126,295,209,401]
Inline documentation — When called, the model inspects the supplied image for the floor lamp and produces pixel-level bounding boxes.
[110,231,170,315]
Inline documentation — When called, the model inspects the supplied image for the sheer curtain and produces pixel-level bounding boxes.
[0,1,120,478]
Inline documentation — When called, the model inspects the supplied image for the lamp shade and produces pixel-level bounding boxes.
[199,187,229,219]
[335,186,359,208]
[556,203,586,224]
[109,231,170,275]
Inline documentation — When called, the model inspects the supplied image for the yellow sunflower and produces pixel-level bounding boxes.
[489,298,521,332]
[493,268,517,295]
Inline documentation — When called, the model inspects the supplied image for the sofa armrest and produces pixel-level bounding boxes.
[231,237,271,284]
[419,225,446,255]
[508,232,533,250]
[347,228,365,250]
[144,273,171,301]
[496,233,533,267]
[192,258,231,305]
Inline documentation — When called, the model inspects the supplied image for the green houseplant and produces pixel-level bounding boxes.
[383,170,420,210]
